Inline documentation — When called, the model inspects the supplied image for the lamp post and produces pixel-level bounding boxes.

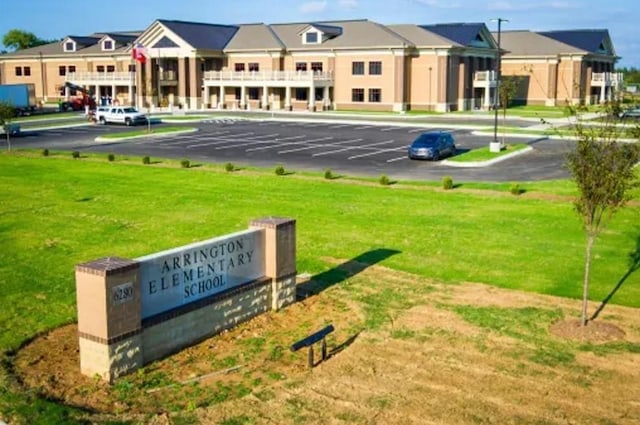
[490,18,508,153]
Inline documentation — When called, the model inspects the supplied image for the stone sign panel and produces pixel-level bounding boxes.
[137,229,265,319]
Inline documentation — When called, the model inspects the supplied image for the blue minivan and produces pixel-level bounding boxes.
[408,131,456,160]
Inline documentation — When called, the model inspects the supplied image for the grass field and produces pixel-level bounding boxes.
[1,151,639,424]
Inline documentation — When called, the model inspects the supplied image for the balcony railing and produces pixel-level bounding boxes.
[473,70,497,84]
[66,72,134,82]
[159,70,177,81]
[591,72,624,86]
[203,70,333,83]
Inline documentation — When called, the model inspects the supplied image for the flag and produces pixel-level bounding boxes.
[132,43,146,64]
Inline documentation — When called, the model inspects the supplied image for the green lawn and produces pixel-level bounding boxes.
[449,143,529,162]
[1,152,639,423]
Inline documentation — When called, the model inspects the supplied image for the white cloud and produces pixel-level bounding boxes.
[488,1,576,11]
[339,0,358,9]
[300,0,328,13]
[414,0,461,8]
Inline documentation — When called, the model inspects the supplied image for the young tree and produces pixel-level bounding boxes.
[2,29,51,51]
[566,104,640,326]
[0,101,16,151]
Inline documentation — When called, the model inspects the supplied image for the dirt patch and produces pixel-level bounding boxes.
[11,264,640,424]
[550,319,626,342]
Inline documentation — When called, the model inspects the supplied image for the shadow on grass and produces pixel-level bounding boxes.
[297,248,401,299]
[590,231,640,322]
[328,330,362,360]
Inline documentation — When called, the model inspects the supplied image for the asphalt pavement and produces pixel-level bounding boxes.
[6,113,574,182]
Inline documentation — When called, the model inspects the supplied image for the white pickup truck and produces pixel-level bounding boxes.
[95,106,148,126]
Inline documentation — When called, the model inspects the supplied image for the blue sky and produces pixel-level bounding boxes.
[2,0,638,67]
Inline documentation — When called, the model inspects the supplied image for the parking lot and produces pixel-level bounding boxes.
[13,118,572,182]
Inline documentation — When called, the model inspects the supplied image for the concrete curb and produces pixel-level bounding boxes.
[94,128,199,143]
[262,116,482,130]
[23,122,93,131]
[442,146,534,168]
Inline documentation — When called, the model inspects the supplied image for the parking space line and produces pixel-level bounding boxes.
[408,128,427,133]
[184,133,283,148]
[348,146,408,160]
[353,125,373,130]
[215,134,306,150]
[328,124,351,129]
[278,138,362,153]
[379,127,398,132]
[246,136,330,152]
[387,156,408,163]
[313,139,396,157]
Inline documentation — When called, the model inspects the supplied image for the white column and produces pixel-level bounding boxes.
[484,87,492,109]
[219,86,225,109]
[65,85,70,100]
[95,85,100,104]
[262,86,268,110]
[285,86,291,110]
[240,86,246,109]
[308,80,316,111]
[111,85,116,104]
[323,86,330,110]
[204,86,210,108]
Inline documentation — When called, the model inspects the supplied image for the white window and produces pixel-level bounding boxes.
[103,40,114,51]
[305,32,319,44]
[64,41,75,52]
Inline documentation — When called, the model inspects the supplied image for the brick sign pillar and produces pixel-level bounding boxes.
[75,257,142,382]
[250,217,297,311]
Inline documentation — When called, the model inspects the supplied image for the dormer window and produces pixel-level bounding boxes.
[64,41,76,52]
[305,32,319,44]
[103,39,114,51]
[299,24,342,45]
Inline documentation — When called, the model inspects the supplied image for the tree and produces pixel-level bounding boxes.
[0,101,16,151]
[2,29,51,51]
[565,103,640,326]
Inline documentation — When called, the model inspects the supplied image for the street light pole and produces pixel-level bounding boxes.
[491,18,508,152]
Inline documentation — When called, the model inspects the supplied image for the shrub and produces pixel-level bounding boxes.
[107,153,115,162]
[224,162,235,172]
[379,174,390,186]
[324,169,333,179]
[275,165,285,176]
[180,159,190,168]
[42,148,49,157]
[442,176,453,190]
[142,156,151,165]
[72,151,80,159]
[510,183,522,195]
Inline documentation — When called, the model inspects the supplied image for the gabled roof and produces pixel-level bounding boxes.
[0,32,141,57]
[157,20,238,50]
[151,36,180,49]
[388,24,465,48]
[497,30,587,57]
[224,23,284,51]
[66,36,101,47]
[419,23,488,47]
[269,19,408,50]
[539,29,613,55]
[101,33,138,46]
